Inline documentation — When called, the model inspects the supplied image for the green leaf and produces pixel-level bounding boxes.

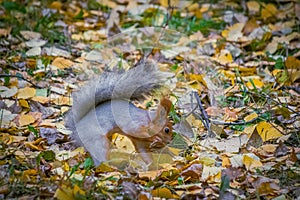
[41,150,56,161]
[2,1,26,13]
[84,158,94,170]
[28,125,39,137]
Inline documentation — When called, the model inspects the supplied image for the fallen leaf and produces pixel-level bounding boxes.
[17,87,36,99]
[256,121,283,142]
[54,185,74,200]
[0,109,17,127]
[26,47,41,56]
[244,112,258,122]
[224,23,244,42]
[252,176,281,196]
[20,30,41,40]
[202,166,222,183]
[246,78,264,89]
[0,28,11,37]
[285,56,300,69]
[0,86,18,98]
[243,154,263,171]
[261,3,277,21]
[152,187,179,198]
[25,38,47,47]
[19,114,36,126]
[247,1,260,14]
[52,57,75,69]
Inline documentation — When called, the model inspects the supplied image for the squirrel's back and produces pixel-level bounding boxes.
[66,59,166,126]
[65,59,171,165]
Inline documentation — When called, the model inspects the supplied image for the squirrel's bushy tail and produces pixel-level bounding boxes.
[65,59,167,135]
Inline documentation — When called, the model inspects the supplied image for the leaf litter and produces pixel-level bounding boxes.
[0,0,299,199]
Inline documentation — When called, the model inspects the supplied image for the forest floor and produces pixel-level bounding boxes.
[0,0,299,199]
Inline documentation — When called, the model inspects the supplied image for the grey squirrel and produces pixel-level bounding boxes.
[65,59,173,166]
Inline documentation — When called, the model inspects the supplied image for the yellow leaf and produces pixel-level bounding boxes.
[1,133,27,144]
[19,114,36,126]
[24,169,37,176]
[256,121,283,142]
[73,184,85,196]
[261,3,277,20]
[19,99,29,108]
[243,154,263,171]
[215,50,233,65]
[53,96,72,106]
[244,112,258,122]
[63,162,70,171]
[95,162,116,173]
[32,96,50,104]
[246,79,264,89]
[272,69,282,76]
[221,155,231,167]
[25,138,46,151]
[52,57,75,69]
[111,133,135,152]
[54,185,74,200]
[199,157,215,166]
[221,29,228,38]
[17,87,36,99]
[152,187,179,198]
[244,125,256,137]
[49,1,62,10]
[188,74,207,87]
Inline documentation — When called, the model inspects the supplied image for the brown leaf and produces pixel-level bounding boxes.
[274,142,289,157]
[180,163,203,181]
[251,176,281,196]
[285,56,300,69]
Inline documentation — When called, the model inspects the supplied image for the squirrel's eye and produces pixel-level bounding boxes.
[164,127,170,134]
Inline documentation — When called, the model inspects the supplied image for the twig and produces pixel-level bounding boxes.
[193,91,210,130]
[210,117,258,125]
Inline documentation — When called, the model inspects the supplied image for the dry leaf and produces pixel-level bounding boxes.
[247,1,260,14]
[224,23,244,42]
[0,86,18,98]
[243,154,263,171]
[19,114,36,126]
[17,87,36,99]
[152,187,179,198]
[261,3,277,20]
[52,57,75,69]
[256,121,283,142]
[246,78,264,89]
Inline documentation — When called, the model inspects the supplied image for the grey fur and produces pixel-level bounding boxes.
[65,59,168,165]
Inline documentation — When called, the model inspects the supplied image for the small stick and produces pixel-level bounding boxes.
[193,91,210,130]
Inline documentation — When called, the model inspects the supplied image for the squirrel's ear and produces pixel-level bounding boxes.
[159,98,172,114]
[151,98,172,126]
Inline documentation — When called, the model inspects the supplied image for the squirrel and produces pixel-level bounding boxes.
[65,59,173,166]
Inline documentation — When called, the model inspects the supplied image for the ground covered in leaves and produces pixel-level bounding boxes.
[0,0,300,199]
